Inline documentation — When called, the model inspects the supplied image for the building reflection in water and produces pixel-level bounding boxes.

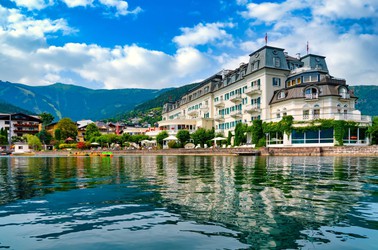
[0,155,376,249]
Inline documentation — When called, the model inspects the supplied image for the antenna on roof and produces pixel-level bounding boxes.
[306,41,309,55]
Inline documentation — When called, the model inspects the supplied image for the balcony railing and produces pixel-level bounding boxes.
[230,110,243,118]
[229,93,242,103]
[339,93,350,100]
[214,115,225,122]
[305,93,318,100]
[244,86,261,96]
[188,110,199,116]
[214,98,225,107]
[244,104,261,114]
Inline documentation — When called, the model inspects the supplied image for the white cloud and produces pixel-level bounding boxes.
[312,0,378,19]
[10,0,54,10]
[173,22,235,47]
[238,0,378,85]
[0,6,214,89]
[241,0,307,23]
[98,0,142,16]
[61,0,94,8]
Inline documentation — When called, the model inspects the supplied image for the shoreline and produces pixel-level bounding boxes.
[32,145,378,157]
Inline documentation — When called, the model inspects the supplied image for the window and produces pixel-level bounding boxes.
[273,57,281,68]
[252,61,259,71]
[276,109,281,119]
[278,91,286,99]
[303,110,309,119]
[305,87,318,99]
[273,78,281,86]
[339,87,349,99]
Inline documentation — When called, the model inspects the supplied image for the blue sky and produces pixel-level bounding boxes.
[0,0,377,89]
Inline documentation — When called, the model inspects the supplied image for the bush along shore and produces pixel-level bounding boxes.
[33,145,378,157]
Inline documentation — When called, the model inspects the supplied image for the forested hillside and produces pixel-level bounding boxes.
[0,81,169,121]
[0,101,34,115]
[351,85,378,117]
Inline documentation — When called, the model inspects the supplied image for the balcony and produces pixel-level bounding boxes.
[214,115,225,122]
[200,105,209,112]
[305,93,318,101]
[214,98,225,108]
[230,110,243,118]
[229,93,242,103]
[188,110,199,116]
[339,93,350,100]
[244,104,261,114]
[14,123,39,127]
[245,86,261,96]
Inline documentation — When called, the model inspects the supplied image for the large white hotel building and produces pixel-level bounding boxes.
[158,45,371,147]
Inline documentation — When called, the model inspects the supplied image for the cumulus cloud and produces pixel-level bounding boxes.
[238,0,378,85]
[98,0,142,16]
[0,5,214,89]
[10,0,54,10]
[61,0,94,8]
[241,0,307,23]
[11,0,142,16]
[173,22,235,47]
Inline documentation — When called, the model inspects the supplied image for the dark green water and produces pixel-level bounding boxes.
[0,156,377,249]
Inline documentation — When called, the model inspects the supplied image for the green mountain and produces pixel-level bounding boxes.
[0,81,169,121]
[351,85,378,117]
[0,101,35,115]
[116,82,200,125]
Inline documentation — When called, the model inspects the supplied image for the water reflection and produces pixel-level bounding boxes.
[0,155,377,249]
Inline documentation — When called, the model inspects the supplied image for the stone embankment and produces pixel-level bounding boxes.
[260,145,378,156]
[35,145,378,157]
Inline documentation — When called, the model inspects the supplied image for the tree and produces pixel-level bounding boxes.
[56,118,78,140]
[24,134,42,151]
[156,131,169,147]
[37,130,53,144]
[176,130,190,147]
[55,129,62,141]
[227,131,232,146]
[251,120,264,145]
[234,123,247,146]
[368,116,378,144]
[85,123,101,141]
[39,112,55,129]
[191,128,214,147]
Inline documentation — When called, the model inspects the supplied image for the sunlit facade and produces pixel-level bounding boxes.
[160,45,371,146]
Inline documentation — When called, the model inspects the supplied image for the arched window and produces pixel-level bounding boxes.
[282,108,287,117]
[337,103,341,113]
[339,87,349,99]
[305,87,318,99]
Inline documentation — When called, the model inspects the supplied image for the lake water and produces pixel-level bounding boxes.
[0,155,377,249]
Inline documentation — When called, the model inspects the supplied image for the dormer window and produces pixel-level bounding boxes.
[305,87,318,99]
[252,61,259,71]
[339,87,349,99]
[278,91,286,99]
[273,57,281,68]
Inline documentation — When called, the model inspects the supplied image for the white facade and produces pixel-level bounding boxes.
[159,45,371,146]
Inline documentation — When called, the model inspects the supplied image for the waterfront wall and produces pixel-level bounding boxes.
[260,146,378,156]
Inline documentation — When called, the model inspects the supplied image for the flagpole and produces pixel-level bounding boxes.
[265,33,268,45]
